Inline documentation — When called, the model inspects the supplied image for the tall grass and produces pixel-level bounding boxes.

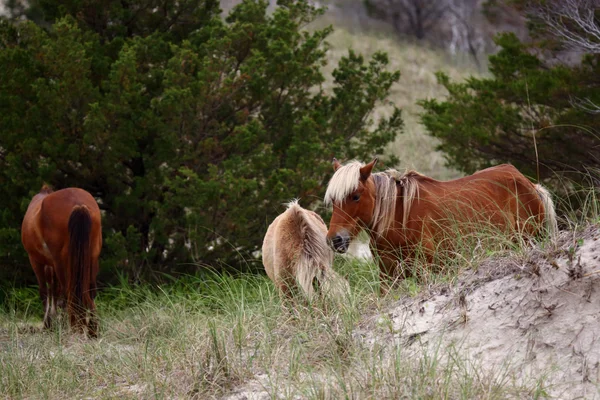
[552,171,600,231]
[1,189,583,399]
[0,231,553,399]
[2,177,574,398]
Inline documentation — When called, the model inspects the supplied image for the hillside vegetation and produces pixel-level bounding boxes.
[0,0,481,282]
[0,0,404,279]
[2,0,600,398]
[321,25,479,180]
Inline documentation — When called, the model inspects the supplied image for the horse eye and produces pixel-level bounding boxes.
[352,194,360,202]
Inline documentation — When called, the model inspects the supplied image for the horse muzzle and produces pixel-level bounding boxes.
[329,234,350,253]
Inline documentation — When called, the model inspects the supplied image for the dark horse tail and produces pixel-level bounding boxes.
[67,205,92,326]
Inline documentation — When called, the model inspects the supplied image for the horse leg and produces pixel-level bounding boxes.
[278,279,294,299]
[67,289,87,334]
[51,260,68,329]
[85,298,98,338]
[28,256,51,328]
[67,300,85,334]
[43,265,59,329]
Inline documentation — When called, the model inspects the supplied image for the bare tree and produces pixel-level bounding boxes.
[447,0,485,68]
[532,0,600,113]
[533,0,600,54]
[365,0,494,67]
[366,0,450,40]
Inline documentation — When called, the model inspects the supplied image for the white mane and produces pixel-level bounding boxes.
[324,161,362,206]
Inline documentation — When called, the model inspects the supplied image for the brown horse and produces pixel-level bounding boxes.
[262,200,349,301]
[21,185,102,337]
[325,158,557,284]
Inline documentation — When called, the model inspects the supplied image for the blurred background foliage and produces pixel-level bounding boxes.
[1,0,598,284]
[0,0,402,282]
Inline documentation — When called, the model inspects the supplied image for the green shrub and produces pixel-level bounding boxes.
[0,0,403,281]
[420,31,600,198]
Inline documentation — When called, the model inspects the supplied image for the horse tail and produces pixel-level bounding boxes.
[317,265,351,303]
[67,205,92,327]
[286,201,322,299]
[287,201,349,301]
[534,184,558,239]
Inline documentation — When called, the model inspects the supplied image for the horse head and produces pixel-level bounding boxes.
[325,158,378,253]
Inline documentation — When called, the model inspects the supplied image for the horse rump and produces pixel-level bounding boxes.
[262,200,349,302]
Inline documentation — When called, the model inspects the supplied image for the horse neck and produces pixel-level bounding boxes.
[369,174,400,236]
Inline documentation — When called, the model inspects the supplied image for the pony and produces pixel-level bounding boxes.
[21,185,102,337]
[325,158,558,284]
[262,200,349,301]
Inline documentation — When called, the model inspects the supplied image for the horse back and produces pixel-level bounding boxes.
[22,188,101,263]
[408,164,544,234]
[457,164,541,215]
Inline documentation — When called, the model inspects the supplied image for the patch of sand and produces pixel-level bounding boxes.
[361,226,600,398]
[225,226,600,399]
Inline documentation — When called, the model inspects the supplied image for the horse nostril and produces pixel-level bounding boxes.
[331,235,341,247]
[331,235,347,252]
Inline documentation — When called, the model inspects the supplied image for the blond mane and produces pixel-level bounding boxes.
[371,170,421,235]
[325,161,423,235]
[369,172,396,236]
[386,169,422,229]
[324,161,362,206]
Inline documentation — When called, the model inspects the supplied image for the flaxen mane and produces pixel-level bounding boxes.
[325,161,422,236]
[387,169,423,230]
[324,161,363,206]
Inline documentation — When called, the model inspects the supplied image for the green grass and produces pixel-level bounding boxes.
[0,237,551,399]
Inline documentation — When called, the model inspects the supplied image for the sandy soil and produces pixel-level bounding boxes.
[360,226,600,399]
[225,225,600,399]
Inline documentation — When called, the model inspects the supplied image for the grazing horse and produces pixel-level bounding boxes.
[21,185,102,337]
[262,200,349,301]
[325,158,558,283]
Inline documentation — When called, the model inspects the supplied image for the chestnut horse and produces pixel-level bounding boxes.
[21,185,102,337]
[325,158,557,284]
[262,200,349,301]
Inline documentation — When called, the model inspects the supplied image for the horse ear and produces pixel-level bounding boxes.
[333,158,342,171]
[40,184,53,194]
[360,158,378,181]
